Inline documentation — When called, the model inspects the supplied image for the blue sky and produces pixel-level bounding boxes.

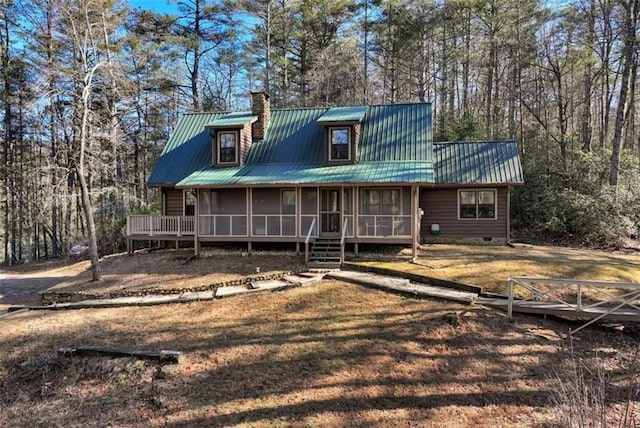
[128,0,180,14]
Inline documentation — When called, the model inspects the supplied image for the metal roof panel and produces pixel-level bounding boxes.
[176,162,434,186]
[434,140,523,184]
[316,106,368,122]
[208,111,257,127]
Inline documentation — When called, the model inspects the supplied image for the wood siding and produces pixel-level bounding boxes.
[420,187,508,240]
[164,188,184,216]
[240,121,253,163]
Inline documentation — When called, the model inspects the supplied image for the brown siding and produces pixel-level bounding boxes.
[164,188,183,216]
[240,122,252,164]
[420,187,508,240]
[353,123,361,160]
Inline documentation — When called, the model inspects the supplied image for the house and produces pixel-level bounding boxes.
[126,92,523,264]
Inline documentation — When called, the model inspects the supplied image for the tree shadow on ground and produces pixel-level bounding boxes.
[0,281,638,427]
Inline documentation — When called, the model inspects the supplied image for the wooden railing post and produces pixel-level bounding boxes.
[507,279,514,318]
[577,284,582,311]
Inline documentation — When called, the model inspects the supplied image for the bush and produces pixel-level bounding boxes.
[511,146,640,247]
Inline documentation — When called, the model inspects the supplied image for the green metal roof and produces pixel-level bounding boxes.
[435,140,523,184]
[177,162,432,187]
[148,103,434,186]
[316,106,368,123]
[207,111,256,127]
[147,112,226,186]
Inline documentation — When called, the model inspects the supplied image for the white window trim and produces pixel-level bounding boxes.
[217,130,239,165]
[457,188,497,220]
[328,126,351,161]
[360,187,403,216]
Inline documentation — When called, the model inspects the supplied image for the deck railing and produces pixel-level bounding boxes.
[304,217,317,264]
[507,277,640,334]
[127,215,194,236]
[357,215,411,237]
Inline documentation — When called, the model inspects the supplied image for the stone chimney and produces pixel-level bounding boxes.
[250,91,270,140]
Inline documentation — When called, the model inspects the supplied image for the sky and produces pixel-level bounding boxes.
[128,0,180,14]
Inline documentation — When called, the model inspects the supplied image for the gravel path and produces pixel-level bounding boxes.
[0,270,72,307]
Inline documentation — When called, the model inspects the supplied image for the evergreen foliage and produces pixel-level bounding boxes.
[1,0,640,264]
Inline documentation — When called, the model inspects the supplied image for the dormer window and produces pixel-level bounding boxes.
[317,106,367,165]
[330,127,351,161]
[218,131,238,164]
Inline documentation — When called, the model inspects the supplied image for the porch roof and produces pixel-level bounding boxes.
[435,140,524,184]
[175,161,433,187]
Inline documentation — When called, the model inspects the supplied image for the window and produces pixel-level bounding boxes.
[459,189,496,219]
[218,131,238,163]
[362,189,401,215]
[184,190,196,216]
[329,127,350,161]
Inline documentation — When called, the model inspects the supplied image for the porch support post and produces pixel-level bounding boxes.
[354,185,359,239]
[506,186,511,243]
[194,189,200,257]
[247,187,252,239]
[411,185,419,263]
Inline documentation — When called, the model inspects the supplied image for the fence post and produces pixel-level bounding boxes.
[577,284,582,311]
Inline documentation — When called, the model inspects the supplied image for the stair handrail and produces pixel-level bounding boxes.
[304,217,317,264]
[340,217,349,265]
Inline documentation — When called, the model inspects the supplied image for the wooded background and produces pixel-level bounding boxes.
[1,0,639,265]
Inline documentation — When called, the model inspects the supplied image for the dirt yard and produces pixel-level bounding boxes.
[358,243,640,294]
[0,245,638,426]
[1,280,638,427]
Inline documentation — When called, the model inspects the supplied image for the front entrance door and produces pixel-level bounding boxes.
[320,188,341,236]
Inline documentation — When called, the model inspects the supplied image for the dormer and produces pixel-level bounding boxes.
[207,111,257,167]
[317,106,368,165]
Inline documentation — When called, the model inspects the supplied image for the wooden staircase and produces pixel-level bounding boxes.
[308,238,342,268]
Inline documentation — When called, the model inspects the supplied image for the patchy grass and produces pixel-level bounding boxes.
[0,280,638,427]
[353,243,640,294]
[25,249,306,298]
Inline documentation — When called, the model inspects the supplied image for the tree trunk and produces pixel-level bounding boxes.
[609,0,639,186]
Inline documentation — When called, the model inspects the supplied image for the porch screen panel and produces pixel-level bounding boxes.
[300,188,318,237]
[359,188,409,237]
[252,188,280,214]
[343,187,353,237]
[216,216,231,235]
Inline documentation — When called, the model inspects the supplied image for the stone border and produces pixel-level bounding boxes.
[40,271,295,305]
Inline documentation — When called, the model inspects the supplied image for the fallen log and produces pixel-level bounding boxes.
[58,346,183,364]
